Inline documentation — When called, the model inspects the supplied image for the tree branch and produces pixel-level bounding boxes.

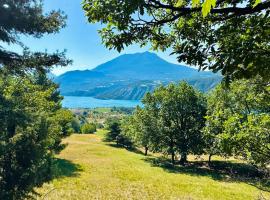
[146,0,270,17]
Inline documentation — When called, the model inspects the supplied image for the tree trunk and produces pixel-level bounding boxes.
[144,146,148,156]
[171,151,175,165]
[208,154,213,166]
[180,152,187,165]
[7,122,16,137]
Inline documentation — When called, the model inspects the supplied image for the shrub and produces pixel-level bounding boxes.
[105,119,133,148]
[96,123,104,129]
[81,123,97,134]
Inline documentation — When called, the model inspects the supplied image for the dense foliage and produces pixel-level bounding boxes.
[0,73,75,199]
[81,123,97,134]
[204,78,270,167]
[0,0,72,199]
[83,0,270,81]
[105,118,133,148]
[119,80,270,169]
[122,82,207,164]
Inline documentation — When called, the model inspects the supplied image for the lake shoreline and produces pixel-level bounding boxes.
[62,96,143,109]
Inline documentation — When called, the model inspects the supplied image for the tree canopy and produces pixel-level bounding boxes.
[121,82,206,164]
[0,1,73,198]
[0,0,71,73]
[204,78,270,167]
[83,0,270,81]
[0,73,75,199]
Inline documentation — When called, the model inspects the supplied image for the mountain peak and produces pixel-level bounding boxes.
[90,51,214,81]
[118,51,160,60]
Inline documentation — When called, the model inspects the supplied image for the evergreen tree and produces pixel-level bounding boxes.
[0,1,71,198]
[0,73,70,199]
[0,0,70,73]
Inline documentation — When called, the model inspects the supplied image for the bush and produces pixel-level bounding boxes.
[81,123,97,134]
[116,134,133,148]
[96,123,104,129]
[71,118,81,133]
[105,119,121,141]
[104,118,133,148]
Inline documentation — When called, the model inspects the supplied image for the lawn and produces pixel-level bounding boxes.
[36,130,270,200]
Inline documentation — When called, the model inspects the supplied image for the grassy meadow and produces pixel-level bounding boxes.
[35,130,270,200]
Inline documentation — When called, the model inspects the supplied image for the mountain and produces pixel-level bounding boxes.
[55,52,222,100]
[93,52,213,80]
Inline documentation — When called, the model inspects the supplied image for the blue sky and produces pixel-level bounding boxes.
[9,0,180,75]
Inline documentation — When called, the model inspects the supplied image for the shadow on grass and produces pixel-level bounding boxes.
[51,158,83,179]
[105,141,270,192]
[105,143,146,156]
[143,156,270,192]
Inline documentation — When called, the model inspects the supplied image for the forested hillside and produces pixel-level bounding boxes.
[55,52,221,99]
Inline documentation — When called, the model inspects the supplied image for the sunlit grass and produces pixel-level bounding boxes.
[36,130,270,200]
[93,107,112,113]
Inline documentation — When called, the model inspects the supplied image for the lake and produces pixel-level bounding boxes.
[62,96,143,108]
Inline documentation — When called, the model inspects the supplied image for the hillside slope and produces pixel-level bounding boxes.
[35,132,270,200]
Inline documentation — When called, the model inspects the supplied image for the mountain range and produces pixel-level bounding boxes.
[55,52,222,100]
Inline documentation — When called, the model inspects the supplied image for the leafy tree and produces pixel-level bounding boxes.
[0,0,70,74]
[122,106,159,155]
[0,73,67,199]
[240,114,270,167]
[53,109,76,136]
[150,82,206,164]
[83,0,270,80]
[128,82,206,164]
[105,118,133,148]
[105,118,121,142]
[203,84,232,162]
[81,123,97,134]
[204,78,270,167]
[71,117,82,133]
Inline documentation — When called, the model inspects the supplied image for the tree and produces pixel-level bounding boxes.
[121,107,158,155]
[81,123,97,134]
[53,109,76,136]
[0,73,67,199]
[130,82,206,164]
[240,114,270,167]
[105,118,133,148]
[105,118,122,142]
[0,1,71,197]
[0,0,70,73]
[204,78,270,167]
[151,82,206,164]
[71,118,82,133]
[83,0,270,81]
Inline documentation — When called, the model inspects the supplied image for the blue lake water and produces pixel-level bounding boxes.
[62,96,143,108]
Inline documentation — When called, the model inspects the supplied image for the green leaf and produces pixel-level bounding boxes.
[192,0,200,7]
[202,0,216,17]
[175,0,183,7]
[253,0,261,7]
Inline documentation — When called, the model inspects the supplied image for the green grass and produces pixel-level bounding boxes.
[93,107,112,113]
[36,130,270,200]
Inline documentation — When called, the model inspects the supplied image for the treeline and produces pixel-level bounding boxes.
[106,80,270,169]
